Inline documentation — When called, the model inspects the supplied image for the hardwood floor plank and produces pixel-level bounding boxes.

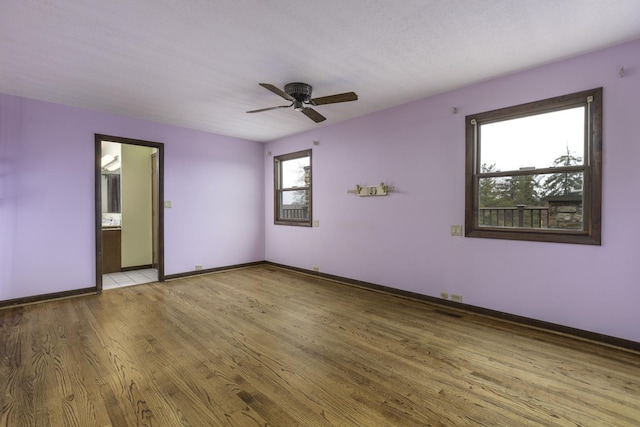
[1,265,639,426]
[82,294,244,426]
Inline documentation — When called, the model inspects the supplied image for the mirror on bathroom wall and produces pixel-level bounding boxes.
[102,173,121,213]
[101,141,122,214]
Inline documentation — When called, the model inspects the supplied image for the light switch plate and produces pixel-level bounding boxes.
[164,201,172,208]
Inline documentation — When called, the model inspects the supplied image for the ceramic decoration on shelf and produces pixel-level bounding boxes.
[347,182,395,197]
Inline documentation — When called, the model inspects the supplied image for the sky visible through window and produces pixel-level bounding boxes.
[480,106,585,172]
[281,156,309,205]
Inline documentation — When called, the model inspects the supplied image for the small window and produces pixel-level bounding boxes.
[274,150,312,226]
[465,88,602,245]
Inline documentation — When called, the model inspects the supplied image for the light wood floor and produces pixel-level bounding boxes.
[1,265,639,426]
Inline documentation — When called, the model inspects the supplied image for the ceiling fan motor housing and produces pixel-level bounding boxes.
[285,82,313,102]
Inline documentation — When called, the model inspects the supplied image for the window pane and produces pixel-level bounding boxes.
[480,107,584,172]
[274,149,312,226]
[279,190,309,220]
[281,156,310,188]
[466,87,600,244]
[478,173,584,230]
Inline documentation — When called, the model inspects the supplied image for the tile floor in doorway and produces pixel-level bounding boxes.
[103,269,158,290]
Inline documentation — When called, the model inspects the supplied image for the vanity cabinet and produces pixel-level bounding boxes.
[102,228,121,273]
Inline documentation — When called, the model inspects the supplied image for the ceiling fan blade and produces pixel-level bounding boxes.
[246,104,292,113]
[301,107,326,123]
[259,83,294,101]
[310,91,358,106]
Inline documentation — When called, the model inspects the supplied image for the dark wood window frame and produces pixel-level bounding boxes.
[274,149,312,227]
[465,88,602,245]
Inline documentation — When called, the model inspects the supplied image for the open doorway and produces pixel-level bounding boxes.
[95,134,164,292]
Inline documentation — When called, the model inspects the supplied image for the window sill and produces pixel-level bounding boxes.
[465,228,600,245]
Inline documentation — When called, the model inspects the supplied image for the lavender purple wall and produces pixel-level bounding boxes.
[2,39,638,343]
[0,95,265,301]
[265,39,640,343]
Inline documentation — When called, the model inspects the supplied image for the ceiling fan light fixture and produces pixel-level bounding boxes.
[293,100,304,111]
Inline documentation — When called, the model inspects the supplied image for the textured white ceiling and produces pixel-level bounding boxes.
[1,1,639,142]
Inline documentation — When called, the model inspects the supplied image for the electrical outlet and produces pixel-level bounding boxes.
[440,292,449,299]
[195,264,203,270]
[312,266,320,272]
[450,225,462,236]
[313,219,319,227]
[450,294,462,302]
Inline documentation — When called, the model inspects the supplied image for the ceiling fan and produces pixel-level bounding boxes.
[246,82,358,123]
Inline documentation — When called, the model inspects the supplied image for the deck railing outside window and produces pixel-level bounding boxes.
[478,206,549,228]
[281,207,309,219]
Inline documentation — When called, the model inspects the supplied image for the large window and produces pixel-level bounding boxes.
[465,88,602,245]
[274,150,312,226]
